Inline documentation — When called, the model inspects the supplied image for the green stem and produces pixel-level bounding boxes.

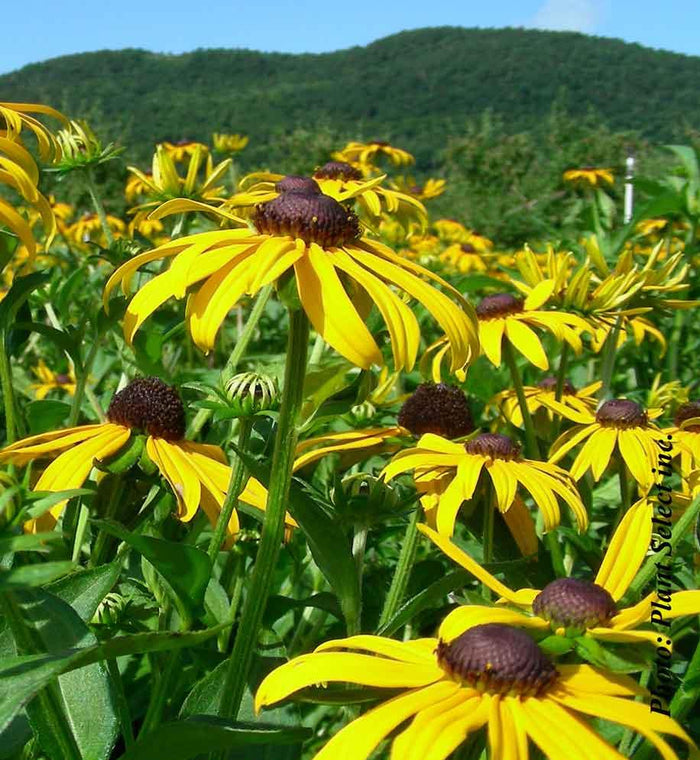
[308,333,325,365]
[138,650,181,737]
[546,531,566,578]
[67,342,98,427]
[187,285,273,438]
[0,591,82,760]
[0,332,18,444]
[89,475,124,568]
[378,509,420,631]
[85,167,113,247]
[207,419,253,562]
[552,344,570,439]
[71,503,90,563]
[107,658,134,748]
[599,316,622,400]
[482,492,495,601]
[218,308,310,721]
[502,340,538,458]
[667,310,685,381]
[627,493,700,599]
[617,455,631,517]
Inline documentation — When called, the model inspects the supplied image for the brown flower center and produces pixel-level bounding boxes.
[437,624,558,696]
[532,578,617,630]
[253,180,361,247]
[465,433,520,460]
[397,383,474,440]
[476,293,524,319]
[595,399,647,428]
[274,176,321,195]
[537,376,576,395]
[369,140,389,147]
[313,161,363,182]
[460,243,476,254]
[107,377,185,441]
[675,401,700,432]
[55,374,71,385]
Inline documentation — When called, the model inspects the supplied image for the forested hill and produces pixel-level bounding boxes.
[2,26,699,168]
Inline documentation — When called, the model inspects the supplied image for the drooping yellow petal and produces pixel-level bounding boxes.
[255,652,442,711]
[505,319,548,370]
[479,319,505,367]
[418,525,524,603]
[0,424,114,465]
[595,498,652,599]
[487,460,519,513]
[439,605,546,642]
[146,437,202,521]
[548,423,597,465]
[27,426,131,533]
[618,429,655,489]
[558,665,645,696]
[315,635,436,665]
[588,427,618,480]
[501,497,538,556]
[435,456,484,536]
[314,682,457,760]
[518,697,623,760]
[295,244,382,369]
[332,248,420,371]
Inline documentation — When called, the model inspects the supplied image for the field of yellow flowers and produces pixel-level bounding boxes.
[1,101,700,760]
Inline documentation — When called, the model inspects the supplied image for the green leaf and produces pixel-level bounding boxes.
[0,625,228,734]
[14,322,80,362]
[24,400,72,434]
[23,488,94,521]
[0,562,74,589]
[115,717,309,760]
[0,532,63,554]
[92,520,211,626]
[0,272,51,334]
[377,569,471,636]
[1,589,118,760]
[537,635,575,656]
[0,230,19,275]
[46,563,121,622]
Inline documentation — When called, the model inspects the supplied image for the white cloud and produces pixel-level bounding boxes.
[530,0,604,33]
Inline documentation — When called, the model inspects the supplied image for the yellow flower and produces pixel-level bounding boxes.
[423,500,700,647]
[53,120,122,172]
[563,167,614,186]
[0,377,271,535]
[489,378,602,427]
[105,177,479,373]
[161,140,208,162]
[549,399,664,490]
[66,212,126,247]
[439,242,494,274]
[127,144,235,223]
[664,401,700,477]
[30,360,76,399]
[382,432,587,544]
[128,216,166,241]
[212,133,249,154]
[389,175,446,200]
[224,165,427,232]
[333,139,414,168]
[475,292,589,371]
[0,101,68,256]
[125,171,153,203]
[636,218,669,237]
[255,624,695,760]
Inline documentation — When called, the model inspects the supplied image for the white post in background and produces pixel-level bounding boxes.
[624,153,635,223]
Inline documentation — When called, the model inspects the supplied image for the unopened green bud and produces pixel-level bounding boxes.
[91,592,129,626]
[334,473,400,527]
[225,372,278,416]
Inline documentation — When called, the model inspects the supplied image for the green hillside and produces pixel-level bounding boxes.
[2,27,700,170]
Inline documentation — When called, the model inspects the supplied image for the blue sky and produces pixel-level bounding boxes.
[3,0,698,75]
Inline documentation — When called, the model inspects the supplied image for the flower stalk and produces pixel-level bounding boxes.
[378,507,420,631]
[218,307,310,721]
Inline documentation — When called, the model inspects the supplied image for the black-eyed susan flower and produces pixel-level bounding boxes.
[549,398,663,490]
[332,139,414,168]
[255,623,695,760]
[389,175,446,200]
[0,377,268,534]
[67,212,125,248]
[382,431,587,540]
[665,401,700,477]
[293,382,474,471]
[30,360,76,399]
[439,242,495,275]
[212,132,249,154]
[51,120,122,173]
[161,139,208,162]
[0,101,67,255]
[218,164,427,233]
[563,167,614,187]
[475,292,589,371]
[104,177,479,372]
[489,377,602,427]
[424,498,700,645]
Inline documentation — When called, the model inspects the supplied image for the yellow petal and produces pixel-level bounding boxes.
[146,438,201,521]
[295,244,382,369]
[418,525,523,603]
[595,498,652,599]
[439,606,546,642]
[505,319,548,370]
